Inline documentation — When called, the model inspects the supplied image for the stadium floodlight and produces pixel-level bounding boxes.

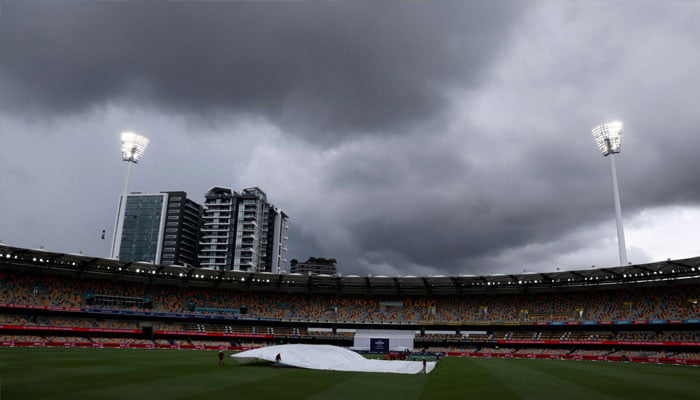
[591,121,623,156]
[591,121,627,266]
[120,131,149,163]
[110,131,150,259]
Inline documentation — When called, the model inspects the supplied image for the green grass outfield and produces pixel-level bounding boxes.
[1,348,699,400]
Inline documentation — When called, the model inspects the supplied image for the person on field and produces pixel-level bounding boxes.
[275,353,282,368]
[422,357,427,374]
[218,351,225,366]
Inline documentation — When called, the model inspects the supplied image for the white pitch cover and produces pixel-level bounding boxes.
[232,344,436,374]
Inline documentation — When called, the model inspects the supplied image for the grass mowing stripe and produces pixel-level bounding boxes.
[182,366,356,400]
[2,349,700,400]
[473,358,619,400]
[420,357,523,400]
[532,359,700,399]
[1,349,205,386]
[3,359,210,398]
[62,364,286,400]
[306,370,428,400]
[1,349,232,400]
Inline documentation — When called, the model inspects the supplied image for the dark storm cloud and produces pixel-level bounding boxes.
[1,2,699,276]
[341,116,700,276]
[338,150,603,274]
[0,1,522,142]
[308,35,700,275]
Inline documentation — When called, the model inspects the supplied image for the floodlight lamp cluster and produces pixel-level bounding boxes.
[120,131,150,163]
[591,121,623,156]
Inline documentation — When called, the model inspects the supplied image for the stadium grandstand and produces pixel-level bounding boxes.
[1,244,699,364]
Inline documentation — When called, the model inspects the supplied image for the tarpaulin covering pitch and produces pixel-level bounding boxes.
[232,344,436,374]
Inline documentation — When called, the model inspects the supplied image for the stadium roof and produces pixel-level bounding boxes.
[1,244,699,296]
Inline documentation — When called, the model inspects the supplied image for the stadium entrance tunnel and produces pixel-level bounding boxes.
[232,344,436,374]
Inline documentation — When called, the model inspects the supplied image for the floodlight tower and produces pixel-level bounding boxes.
[591,121,627,266]
[109,132,150,259]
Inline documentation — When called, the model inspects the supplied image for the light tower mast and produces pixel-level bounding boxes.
[591,121,627,266]
[110,132,150,259]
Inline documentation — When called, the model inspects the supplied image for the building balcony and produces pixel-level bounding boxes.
[199,257,228,263]
[203,211,231,218]
[201,249,228,254]
[199,245,229,251]
[203,219,231,225]
[198,251,230,257]
[200,262,228,268]
[201,224,229,229]
[203,221,231,227]
[199,242,230,247]
[200,227,230,233]
[199,234,230,240]
[183,208,200,217]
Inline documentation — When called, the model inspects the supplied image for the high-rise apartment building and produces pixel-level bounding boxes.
[267,205,289,274]
[198,187,237,270]
[112,186,287,272]
[199,186,288,273]
[233,187,266,272]
[161,191,202,267]
[111,192,202,266]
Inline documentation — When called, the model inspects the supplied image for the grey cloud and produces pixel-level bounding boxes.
[2,2,700,277]
[0,1,522,143]
[301,37,700,274]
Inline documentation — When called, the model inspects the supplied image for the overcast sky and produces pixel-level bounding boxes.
[1,1,699,276]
